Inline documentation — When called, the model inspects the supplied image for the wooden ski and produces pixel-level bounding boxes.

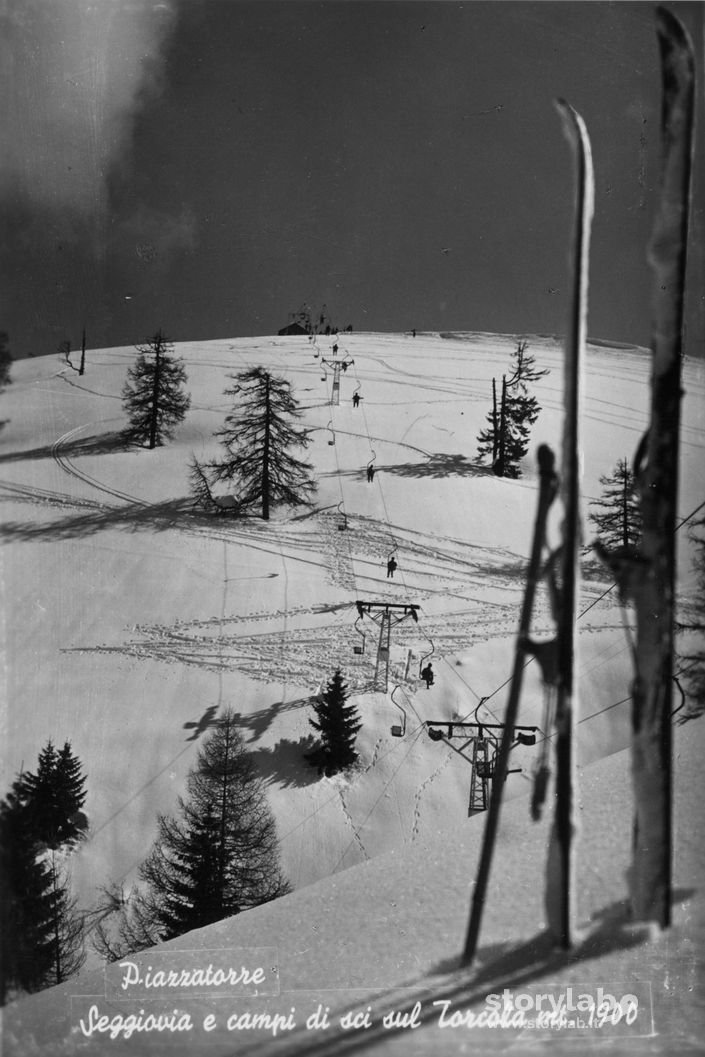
[462,443,559,965]
[628,7,695,926]
[544,100,594,949]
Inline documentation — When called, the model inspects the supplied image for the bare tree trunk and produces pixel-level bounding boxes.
[79,328,86,376]
[622,467,629,548]
[498,375,507,476]
[149,333,162,450]
[262,373,270,520]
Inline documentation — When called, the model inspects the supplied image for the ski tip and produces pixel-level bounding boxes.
[655,6,695,75]
[553,99,594,184]
[554,97,586,136]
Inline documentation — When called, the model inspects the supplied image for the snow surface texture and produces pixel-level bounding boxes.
[1,332,704,1054]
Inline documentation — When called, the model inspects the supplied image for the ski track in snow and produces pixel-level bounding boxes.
[337,786,370,863]
[4,330,702,924]
[51,425,147,507]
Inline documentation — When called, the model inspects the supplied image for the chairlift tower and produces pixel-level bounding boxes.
[321,356,354,405]
[355,601,419,693]
[426,720,537,816]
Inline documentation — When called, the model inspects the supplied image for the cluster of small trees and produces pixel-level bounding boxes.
[119,333,317,521]
[0,742,87,1002]
[476,340,549,479]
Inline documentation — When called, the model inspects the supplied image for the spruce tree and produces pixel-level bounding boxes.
[93,710,288,957]
[198,367,316,520]
[307,669,362,776]
[0,806,56,1002]
[0,743,87,1000]
[17,740,88,850]
[588,458,642,553]
[122,330,190,449]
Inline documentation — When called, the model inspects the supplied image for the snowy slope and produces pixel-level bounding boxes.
[3,716,704,1055]
[1,331,704,1052]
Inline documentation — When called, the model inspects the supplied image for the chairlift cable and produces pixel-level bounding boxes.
[479,491,700,711]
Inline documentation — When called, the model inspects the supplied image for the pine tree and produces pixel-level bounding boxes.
[93,710,288,958]
[0,332,11,391]
[122,330,190,449]
[476,340,549,478]
[307,669,362,776]
[198,367,316,520]
[588,458,642,553]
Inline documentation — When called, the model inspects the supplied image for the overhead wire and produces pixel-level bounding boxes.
[475,494,705,711]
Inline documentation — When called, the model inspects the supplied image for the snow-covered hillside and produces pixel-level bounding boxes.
[1,332,704,1047]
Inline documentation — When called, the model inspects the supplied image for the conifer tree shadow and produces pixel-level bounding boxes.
[0,430,130,464]
[0,497,196,542]
[321,454,490,483]
[249,735,321,788]
[383,452,491,479]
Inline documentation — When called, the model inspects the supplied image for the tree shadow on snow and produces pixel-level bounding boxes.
[0,430,130,464]
[382,452,491,479]
[239,892,694,1057]
[249,735,321,789]
[321,452,491,482]
[0,496,198,542]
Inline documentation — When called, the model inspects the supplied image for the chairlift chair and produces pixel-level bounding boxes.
[353,614,366,655]
[418,636,435,686]
[390,685,408,738]
[337,500,348,531]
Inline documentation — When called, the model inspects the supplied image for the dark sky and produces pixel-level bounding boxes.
[2,1,703,358]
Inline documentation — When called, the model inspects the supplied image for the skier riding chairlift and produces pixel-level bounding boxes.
[352,392,360,408]
[387,556,397,579]
[421,663,434,689]
[367,464,375,483]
